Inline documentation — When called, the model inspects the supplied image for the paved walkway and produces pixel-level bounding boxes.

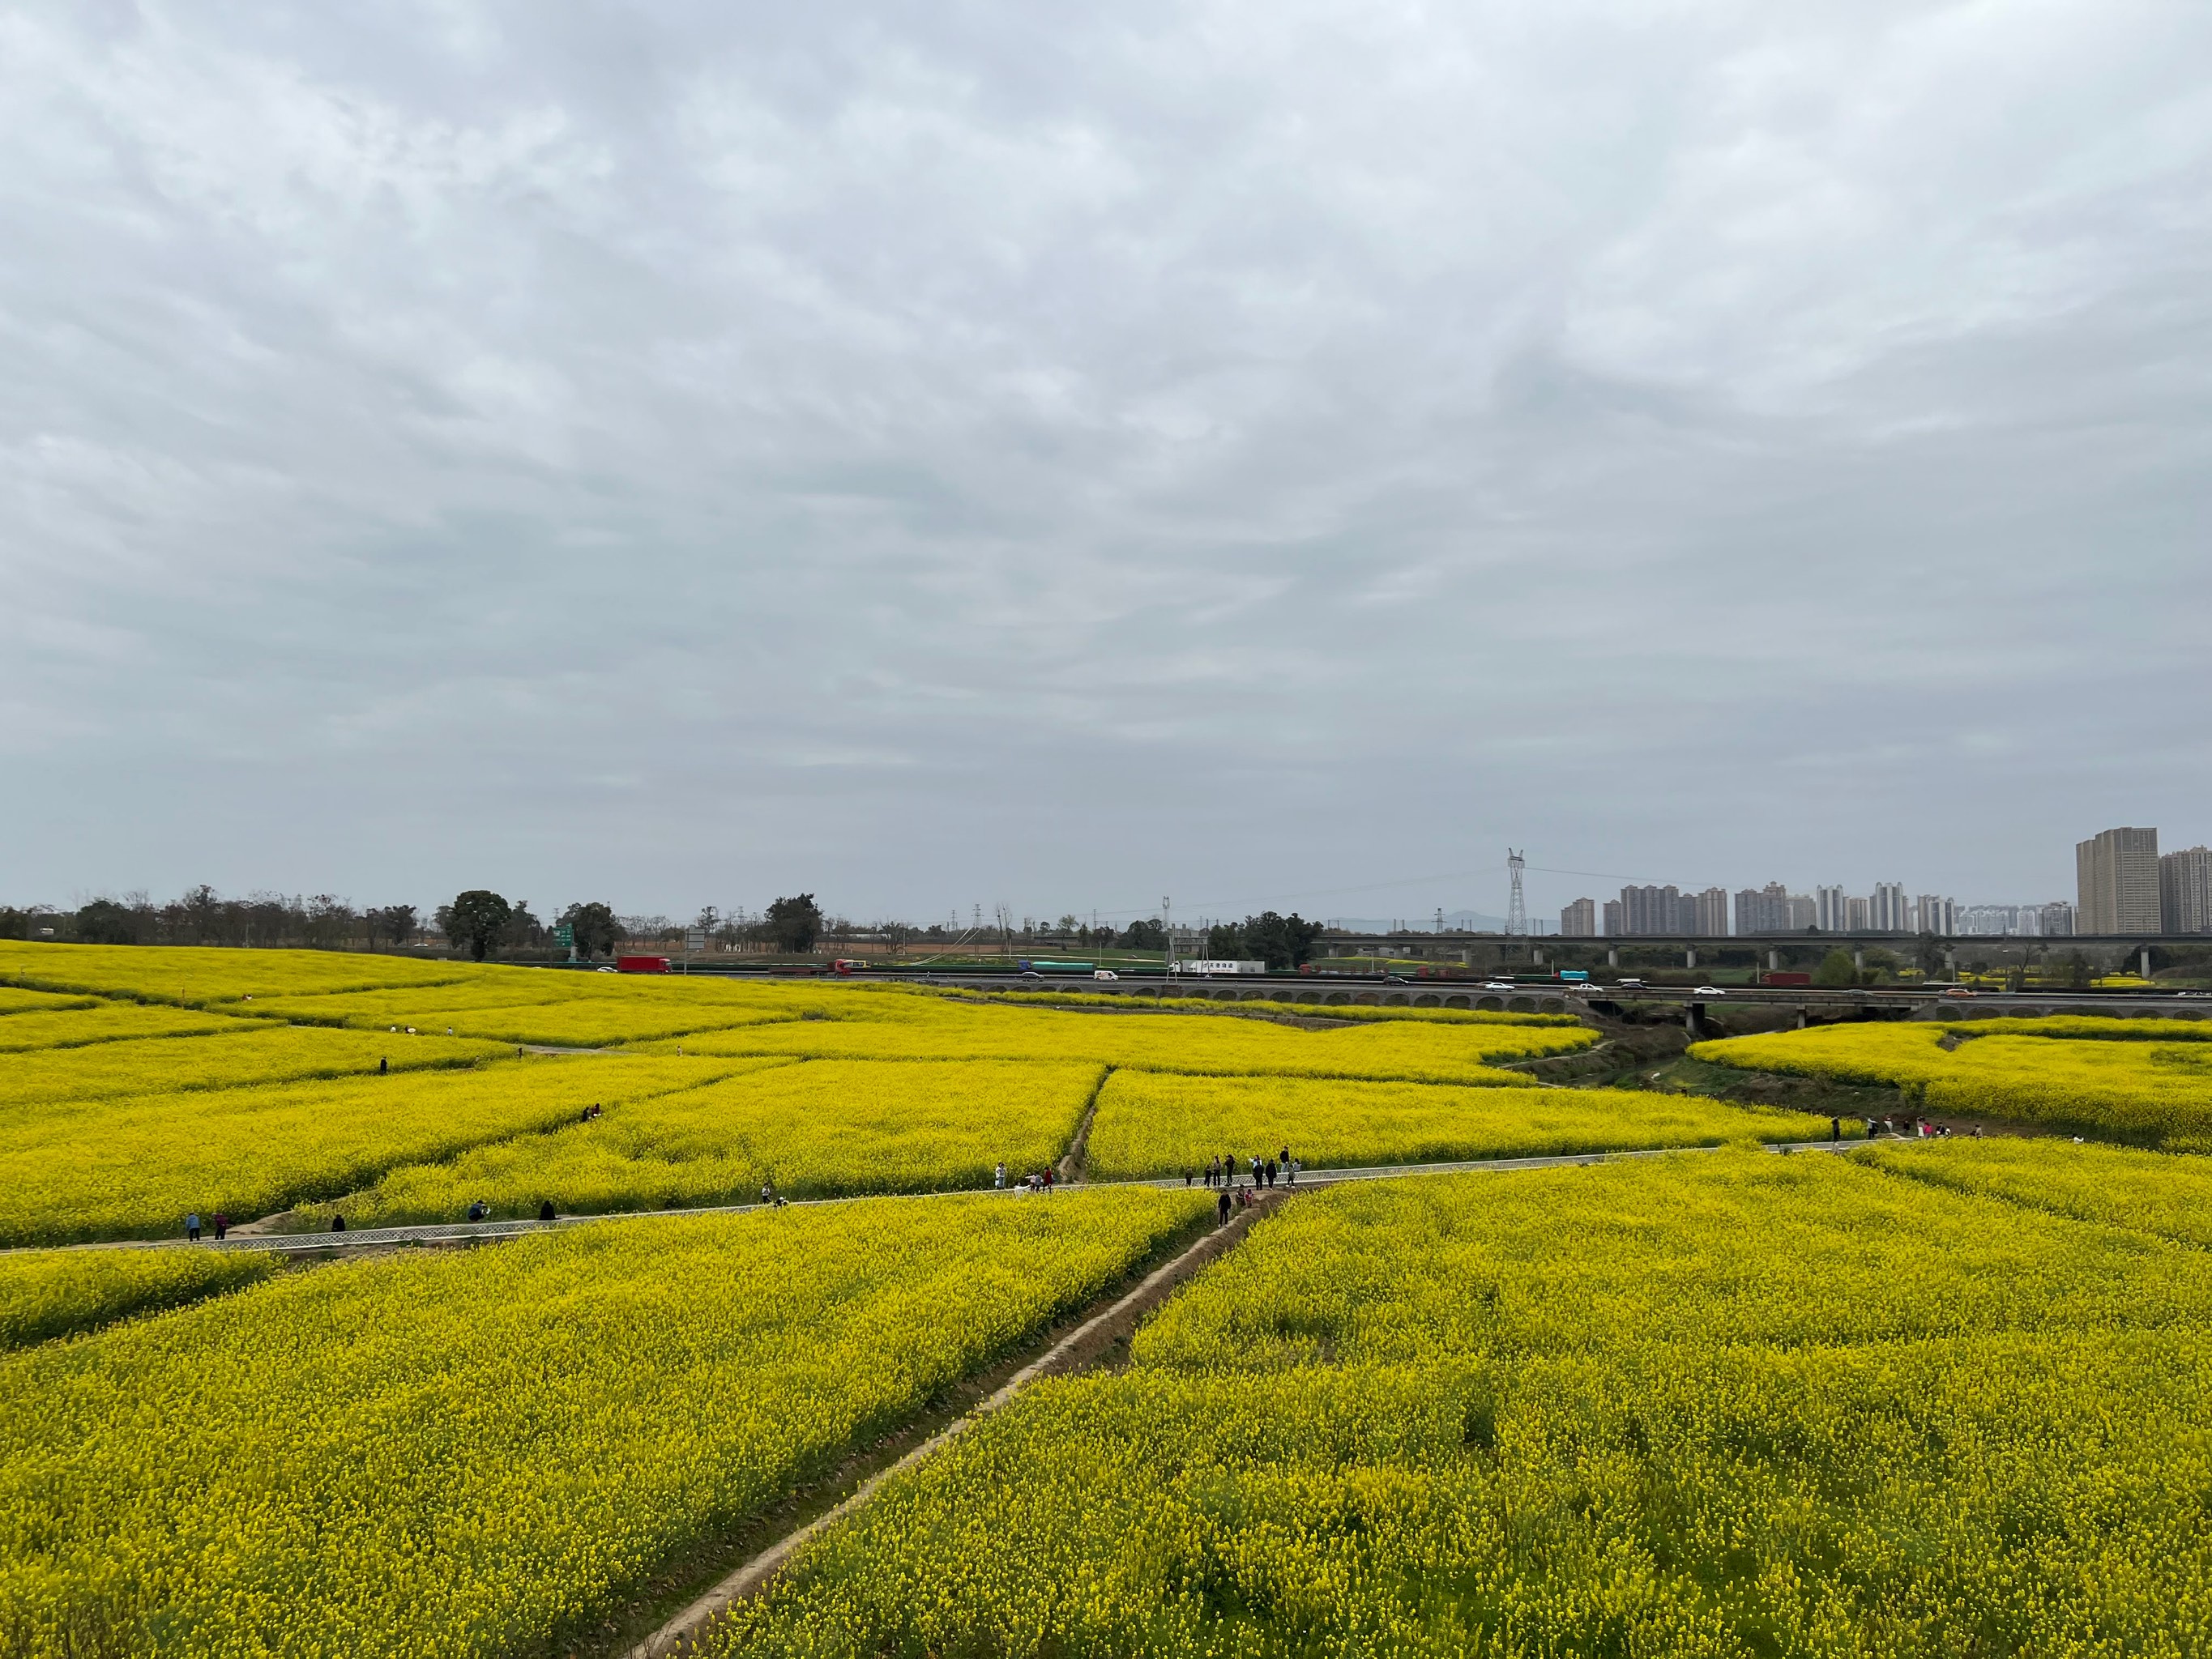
[202,1136,1885,1255]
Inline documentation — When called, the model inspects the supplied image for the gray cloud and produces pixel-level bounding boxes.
[4,0,2210,923]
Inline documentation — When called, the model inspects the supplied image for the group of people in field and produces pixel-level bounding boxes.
[993,1161,1059,1194]
[1195,1150,1298,1190]
[1865,1115,1980,1140]
[181,1211,230,1242]
[1189,1149,1300,1224]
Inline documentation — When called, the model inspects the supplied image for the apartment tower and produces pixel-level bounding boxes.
[2163,847,2212,935]
[2076,827,2160,933]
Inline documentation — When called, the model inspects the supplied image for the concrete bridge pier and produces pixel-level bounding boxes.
[1608,947,1619,967]
[2142,947,2154,979]
[1796,1006,1810,1030]
[1767,949,1780,972]
[1685,946,1697,970]
[1853,948,1864,971]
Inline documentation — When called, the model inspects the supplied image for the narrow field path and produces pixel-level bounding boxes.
[622,1188,1287,1659]
[62,1134,1885,1256]
[1054,1065,1114,1183]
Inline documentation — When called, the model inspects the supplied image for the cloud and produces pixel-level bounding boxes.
[2,0,2209,921]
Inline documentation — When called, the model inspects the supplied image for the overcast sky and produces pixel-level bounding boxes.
[6,0,2210,927]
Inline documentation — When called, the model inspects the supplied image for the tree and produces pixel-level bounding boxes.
[368,904,418,948]
[506,900,544,950]
[75,898,141,945]
[1813,949,1859,988]
[1243,911,1324,970]
[1118,919,1165,950]
[559,902,621,959]
[766,893,824,954]
[446,890,513,962]
[1206,922,1246,959]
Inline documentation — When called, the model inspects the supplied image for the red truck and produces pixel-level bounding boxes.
[1761,970,1813,987]
[616,955,671,975]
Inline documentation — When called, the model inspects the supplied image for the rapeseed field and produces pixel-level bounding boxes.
[1083,1070,1835,1179]
[306,1057,1100,1226]
[0,1056,741,1244]
[1691,1021,2212,1144]
[1858,1133,2212,1247]
[0,1188,1206,1659]
[0,1003,249,1051]
[0,1023,511,1111]
[717,1149,2212,1657]
[656,1004,1592,1081]
[0,940,467,1004]
[0,1247,273,1350]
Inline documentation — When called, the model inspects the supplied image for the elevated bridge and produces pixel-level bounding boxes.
[867,970,2211,1026]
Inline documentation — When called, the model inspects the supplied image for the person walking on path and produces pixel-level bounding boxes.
[1216,1187,1232,1226]
[1830,1117,1841,1143]
[185,1213,202,1243]
[330,1213,347,1233]
[995,1162,1006,1190]
[212,1212,229,1241]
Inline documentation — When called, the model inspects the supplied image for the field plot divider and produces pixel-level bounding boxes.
[167,1139,1890,1256]
[625,1193,1278,1659]
[1057,1064,1115,1183]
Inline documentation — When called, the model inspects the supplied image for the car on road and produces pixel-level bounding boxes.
[1481,981,1516,992]
[1093,970,1118,981]
[1944,987,1979,998]
[1693,985,1726,996]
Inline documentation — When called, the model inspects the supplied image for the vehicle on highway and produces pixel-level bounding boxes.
[1093,970,1119,981]
[1945,987,1979,998]
[1693,985,1726,996]
[1618,977,1644,987]
[1481,981,1516,992]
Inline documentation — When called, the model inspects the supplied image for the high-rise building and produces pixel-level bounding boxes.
[1914,895,1955,936]
[1618,885,1687,936]
[2038,902,2076,937]
[1869,882,1909,932]
[1693,887,1729,936]
[2077,827,2160,932]
[1602,899,1624,938]
[1845,896,1871,932]
[1815,885,1848,932]
[1734,883,1791,935]
[1787,893,1817,931]
[2163,847,2212,935]
[1560,898,1598,938]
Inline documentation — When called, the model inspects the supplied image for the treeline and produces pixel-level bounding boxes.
[0,886,851,961]
[1,889,430,951]
[0,886,1331,968]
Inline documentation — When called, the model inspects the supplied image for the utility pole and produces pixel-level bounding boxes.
[1506,850,1527,938]
[1163,896,1172,979]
